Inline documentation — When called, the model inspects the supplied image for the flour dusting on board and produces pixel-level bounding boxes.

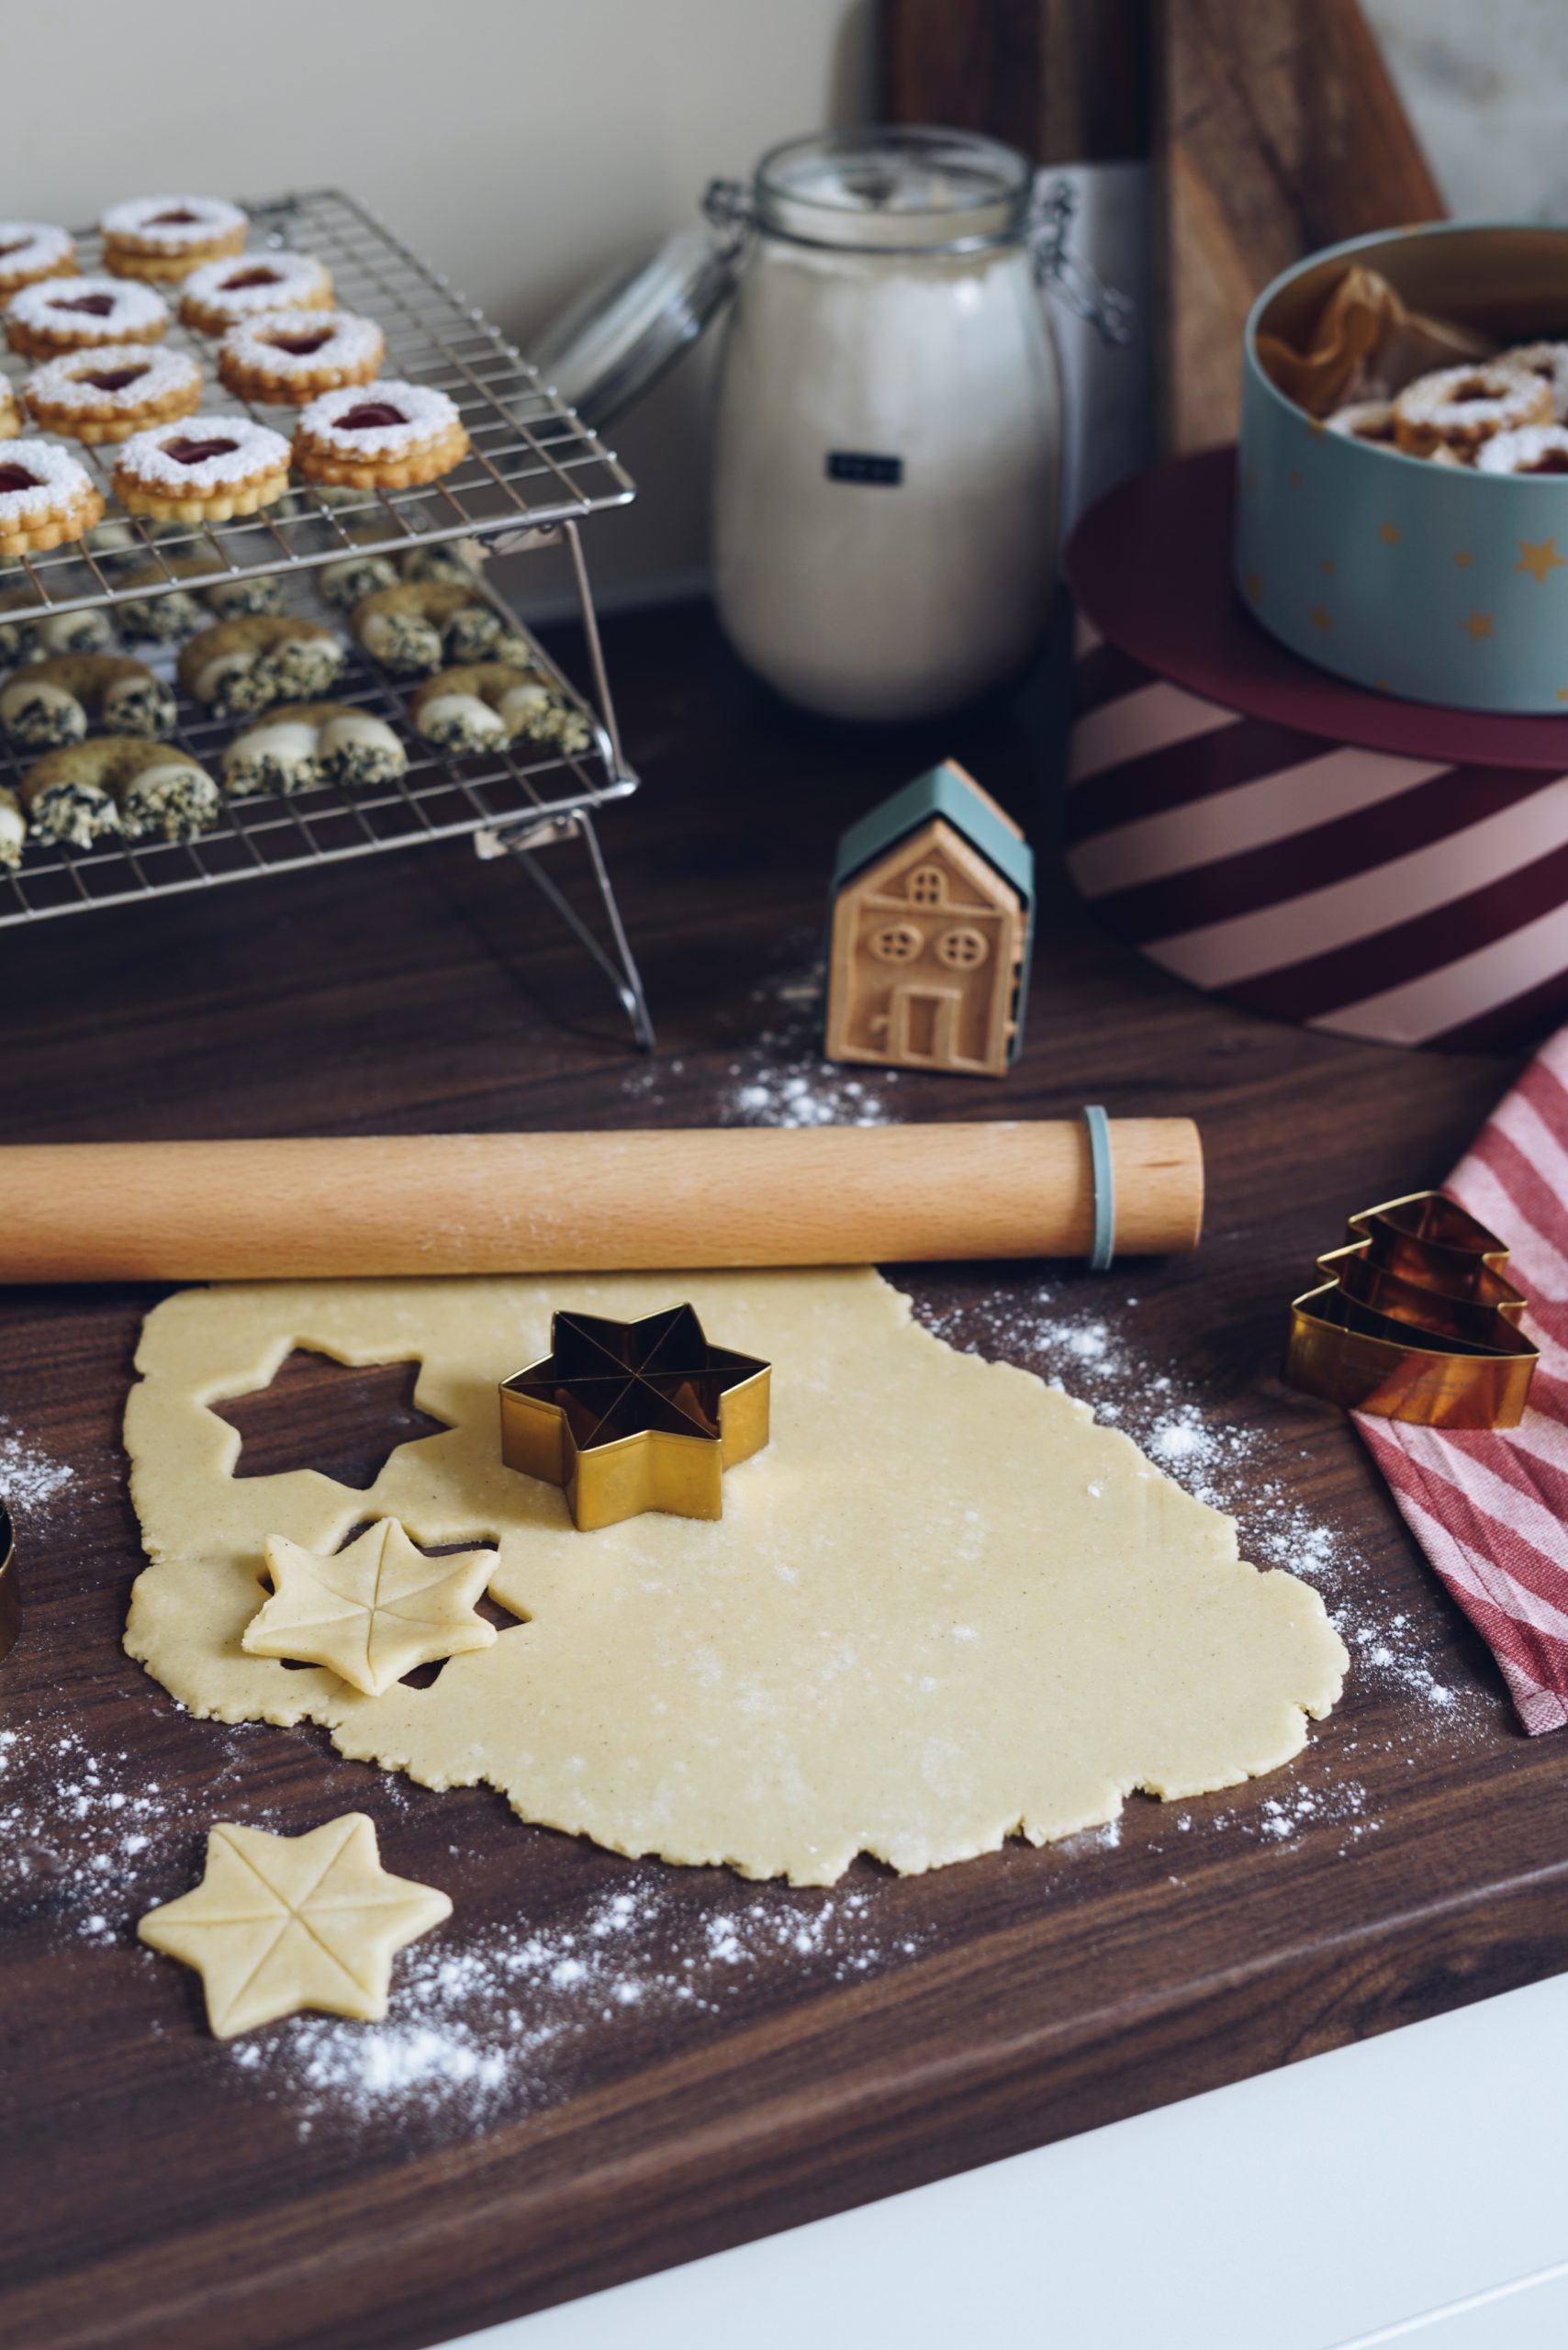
[0,1417,75,1515]
[623,960,903,1128]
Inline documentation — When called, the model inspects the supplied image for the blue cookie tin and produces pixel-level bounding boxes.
[1237,222,1568,713]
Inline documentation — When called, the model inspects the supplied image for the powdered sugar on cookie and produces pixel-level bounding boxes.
[296,380,461,458]
[25,345,200,414]
[101,196,246,249]
[0,439,99,525]
[223,308,384,378]
[116,415,290,492]
[7,275,168,341]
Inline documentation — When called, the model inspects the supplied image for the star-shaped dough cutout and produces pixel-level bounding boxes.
[1462,610,1495,643]
[1516,537,1566,585]
[242,1518,498,1696]
[500,1303,770,1531]
[139,1813,451,2038]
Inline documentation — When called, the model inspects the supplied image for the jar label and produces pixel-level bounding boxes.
[826,451,903,487]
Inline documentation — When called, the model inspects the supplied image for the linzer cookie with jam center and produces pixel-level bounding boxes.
[218,308,386,405]
[6,274,168,361]
[0,223,76,298]
[179,252,332,336]
[0,439,106,558]
[113,414,291,521]
[99,196,247,284]
[292,380,469,489]
[0,382,17,441]
[23,344,203,444]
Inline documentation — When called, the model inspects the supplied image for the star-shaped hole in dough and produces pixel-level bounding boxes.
[138,1812,451,2039]
[241,1517,499,1697]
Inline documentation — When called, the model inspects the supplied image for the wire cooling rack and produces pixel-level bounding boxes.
[0,187,637,624]
[0,188,654,1045]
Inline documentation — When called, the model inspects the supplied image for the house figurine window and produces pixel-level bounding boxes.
[824,759,1035,1080]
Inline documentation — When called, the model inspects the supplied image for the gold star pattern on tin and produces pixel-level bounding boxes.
[1310,603,1333,632]
[138,1813,451,2038]
[1462,611,1495,643]
[1288,468,1303,489]
[1244,570,1262,603]
[1516,537,1567,585]
[1321,558,1336,576]
[1455,550,1473,568]
[1378,520,1401,545]
[241,1519,498,1697]
[499,1304,770,1532]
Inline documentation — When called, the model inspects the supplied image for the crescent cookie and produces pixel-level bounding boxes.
[100,196,248,284]
[0,439,106,558]
[292,381,469,489]
[352,579,532,677]
[179,252,332,336]
[222,700,407,798]
[0,783,23,869]
[22,736,218,845]
[22,344,203,444]
[179,614,347,721]
[0,653,177,751]
[409,661,592,756]
[6,274,168,361]
[115,555,287,643]
[318,552,398,611]
[0,223,76,298]
[1393,361,1551,459]
[0,593,115,666]
[218,308,385,405]
[113,415,292,522]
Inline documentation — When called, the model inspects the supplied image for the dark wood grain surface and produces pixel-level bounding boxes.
[0,586,1554,2350]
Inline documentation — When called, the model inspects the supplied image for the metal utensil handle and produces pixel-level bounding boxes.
[1030,175,1134,347]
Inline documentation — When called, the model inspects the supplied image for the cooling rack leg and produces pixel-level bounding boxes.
[561,520,631,780]
[498,814,655,1052]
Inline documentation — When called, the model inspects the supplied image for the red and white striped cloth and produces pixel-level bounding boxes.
[1357,1024,1568,1730]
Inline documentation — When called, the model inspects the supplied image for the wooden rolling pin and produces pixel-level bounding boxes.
[0,1120,1202,1282]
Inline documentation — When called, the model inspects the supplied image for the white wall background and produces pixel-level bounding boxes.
[9,0,872,599]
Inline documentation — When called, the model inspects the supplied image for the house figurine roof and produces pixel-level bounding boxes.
[831,760,1035,916]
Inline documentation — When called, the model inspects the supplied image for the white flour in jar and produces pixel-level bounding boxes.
[711,240,1061,722]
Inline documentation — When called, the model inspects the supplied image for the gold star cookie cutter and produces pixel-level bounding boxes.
[1284,1192,1538,1429]
[499,1303,770,1531]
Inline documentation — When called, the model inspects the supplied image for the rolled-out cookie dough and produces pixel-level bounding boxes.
[124,1270,1348,1886]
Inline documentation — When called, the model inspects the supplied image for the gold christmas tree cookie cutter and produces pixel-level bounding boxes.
[499,1303,770,1531]
[1285,1192,1539,1429]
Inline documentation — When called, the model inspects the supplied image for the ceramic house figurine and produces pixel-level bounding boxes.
[824,760,1034,1077]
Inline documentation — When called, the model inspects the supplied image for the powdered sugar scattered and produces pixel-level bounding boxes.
[231,1872,928,2132]
[0,1416,75,1513]
[624,959,904,1128]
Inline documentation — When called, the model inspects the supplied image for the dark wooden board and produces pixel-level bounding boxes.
[0,589,1559,2350]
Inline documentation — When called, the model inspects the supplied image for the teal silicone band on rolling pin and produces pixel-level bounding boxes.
[1083,1104,1114,1270]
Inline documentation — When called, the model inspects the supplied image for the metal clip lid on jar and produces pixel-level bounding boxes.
[529,127,1129,429]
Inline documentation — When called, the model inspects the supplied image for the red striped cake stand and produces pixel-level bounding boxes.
[1062,447,1568,1052]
